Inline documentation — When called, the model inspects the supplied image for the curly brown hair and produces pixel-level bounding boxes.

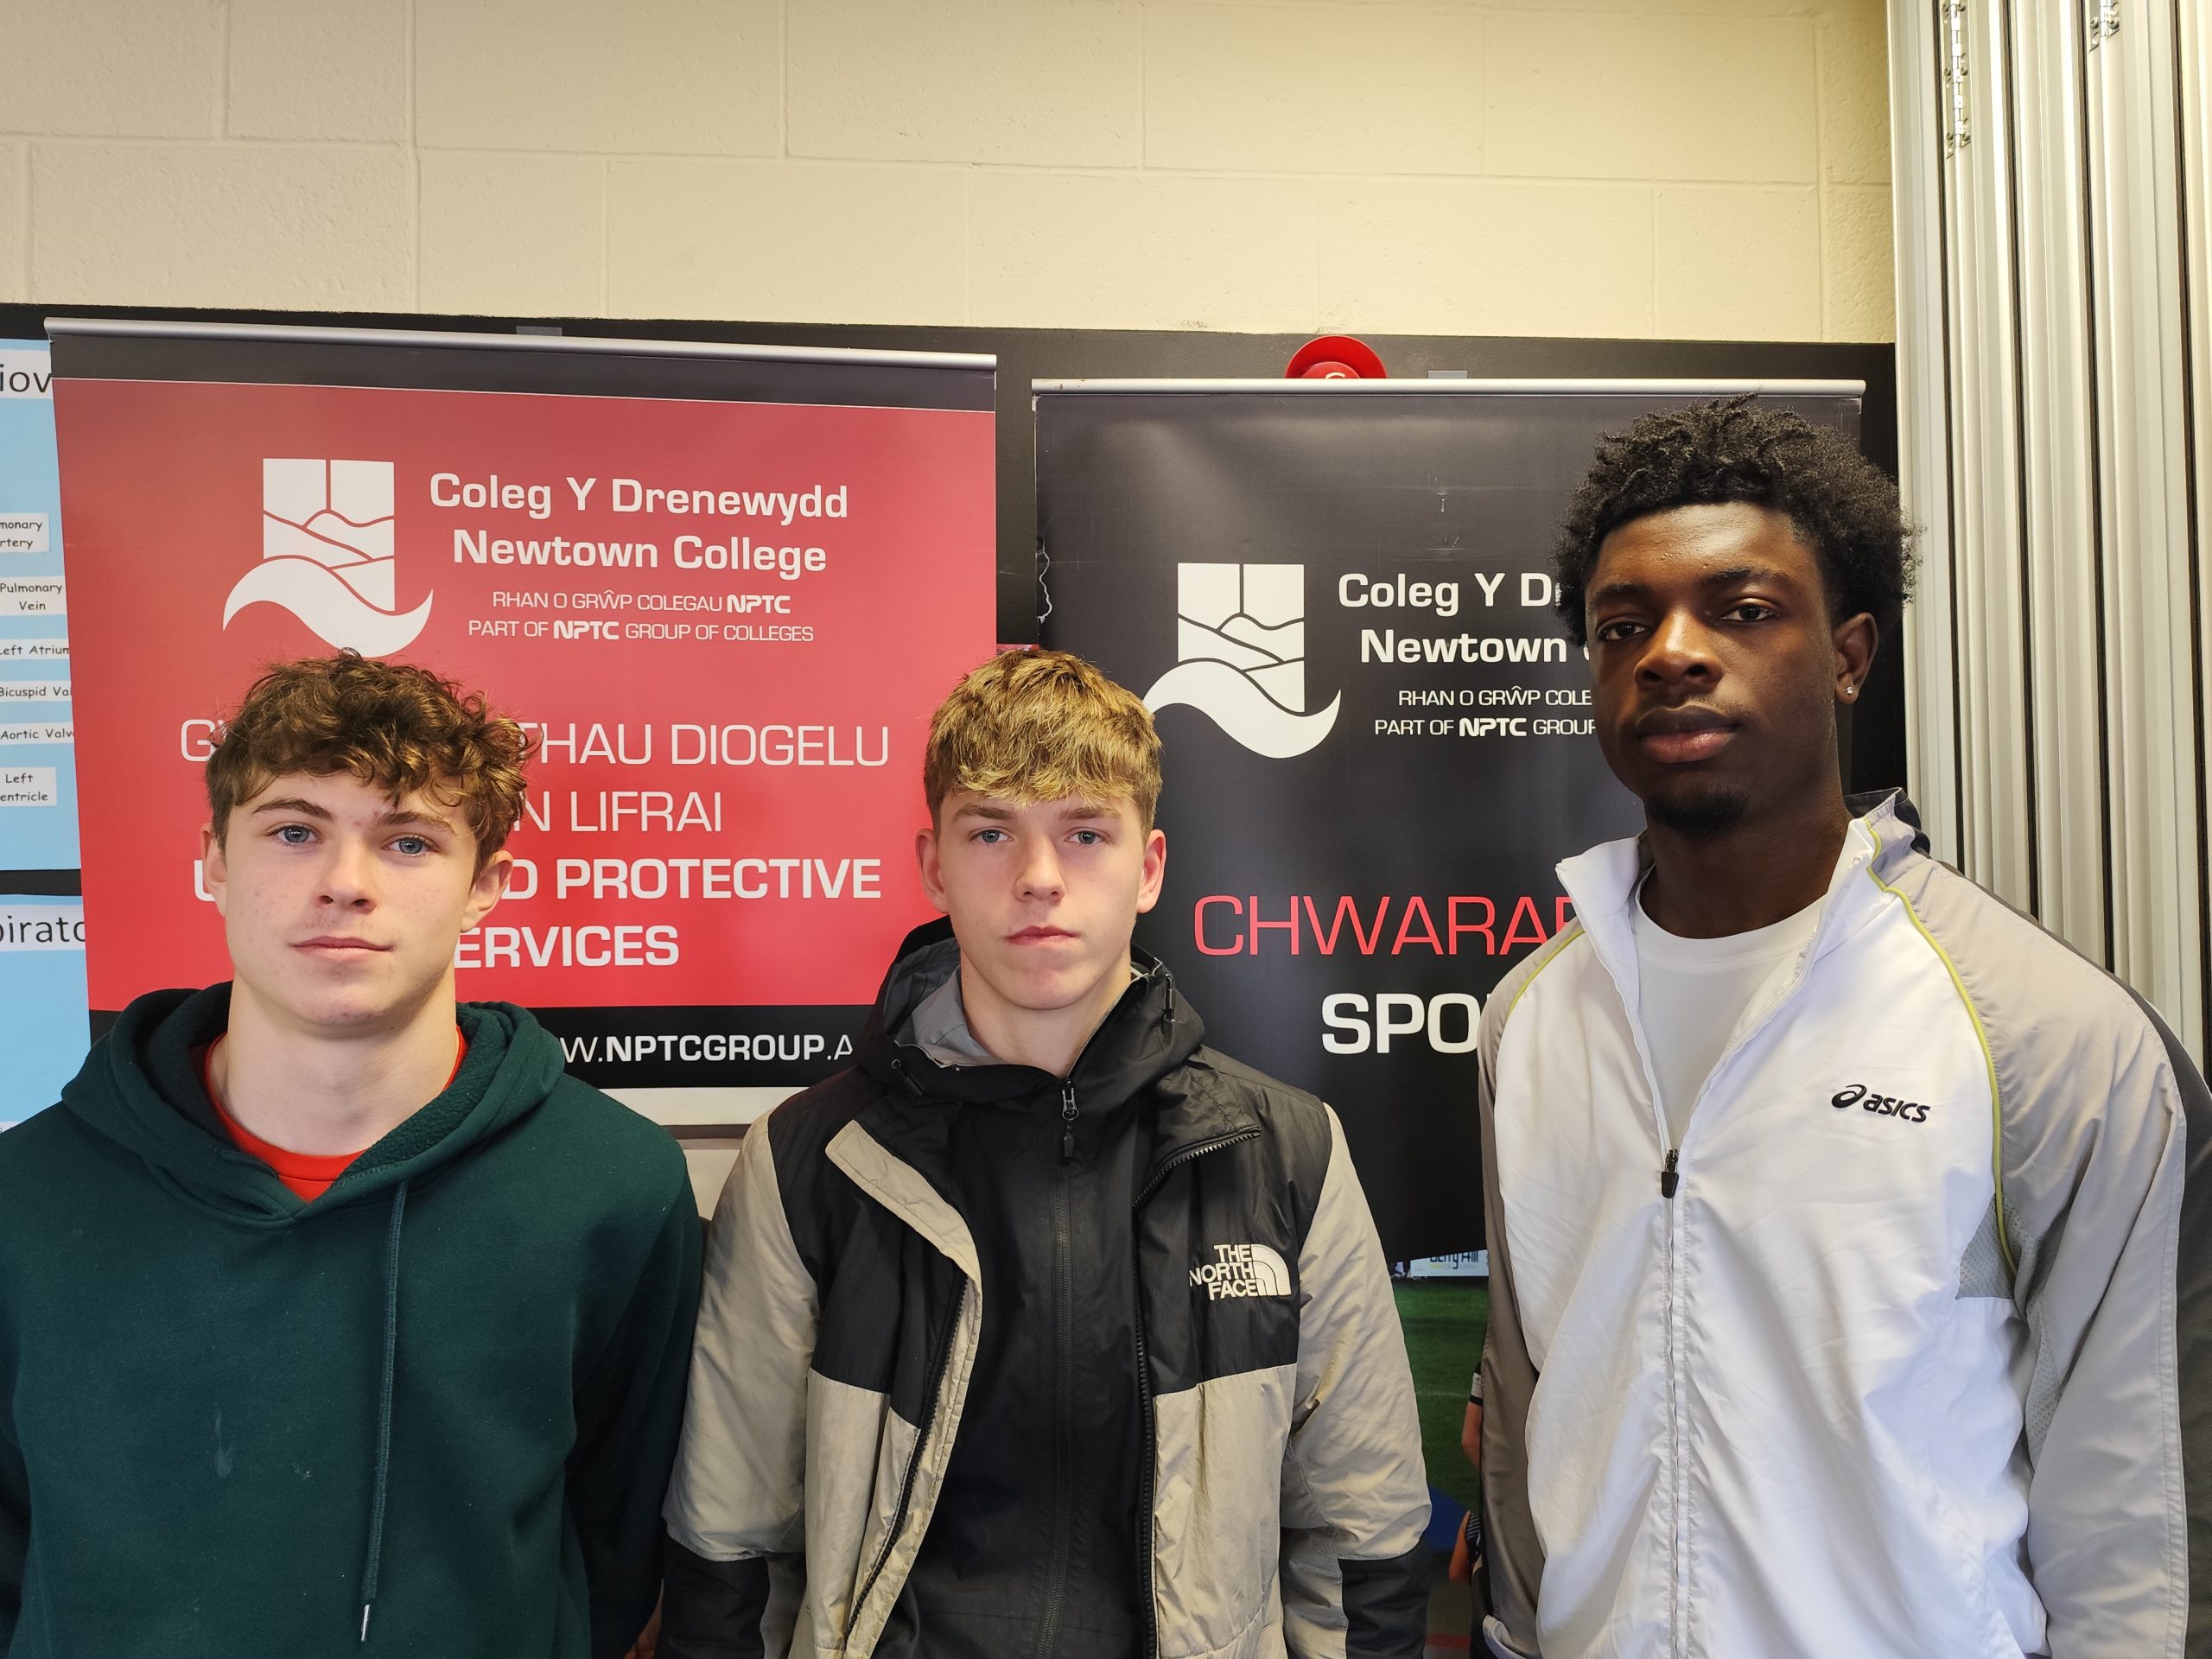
[206,654,536,867]
[1552,396,1916,648]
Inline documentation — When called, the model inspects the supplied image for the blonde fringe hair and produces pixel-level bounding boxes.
[207,653,537,869]
[924,650,1163,828]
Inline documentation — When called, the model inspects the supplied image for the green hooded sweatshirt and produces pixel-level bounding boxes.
[0,987,702,1658]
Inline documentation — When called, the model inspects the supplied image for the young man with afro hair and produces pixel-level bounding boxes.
[1474,397,2209,1657]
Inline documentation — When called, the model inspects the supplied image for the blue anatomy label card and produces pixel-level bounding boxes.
[0,899,88,1127]
[0,341,76,870]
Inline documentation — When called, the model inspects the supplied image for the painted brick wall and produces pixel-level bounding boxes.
[0,0,1893,341]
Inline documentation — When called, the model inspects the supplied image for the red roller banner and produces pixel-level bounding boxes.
[48,322,995,1124]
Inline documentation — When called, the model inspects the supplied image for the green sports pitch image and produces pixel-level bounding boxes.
[1395,1276,1489,1644]
[1394,1278,1488,1522]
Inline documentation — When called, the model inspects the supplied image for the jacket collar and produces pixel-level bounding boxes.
[848,918,1222,1183]
[1557,788,1926,1014]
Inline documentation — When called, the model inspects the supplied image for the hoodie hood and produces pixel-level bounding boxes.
[51,984,579,1640]
[856,918,1205,1110]
[60,985,564,1227]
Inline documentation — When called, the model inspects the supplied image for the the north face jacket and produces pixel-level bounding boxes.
[661,918,1430,1659]
[1476,793,2210,1658]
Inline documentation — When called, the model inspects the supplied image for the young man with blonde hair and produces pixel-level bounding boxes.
[662,648,1429,1659]
[0,654,701,1658]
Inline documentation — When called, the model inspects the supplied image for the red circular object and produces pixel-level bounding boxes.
[1286,335,1388,379]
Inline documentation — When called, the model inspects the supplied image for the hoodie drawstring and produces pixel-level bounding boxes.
[358,1179,409,1643]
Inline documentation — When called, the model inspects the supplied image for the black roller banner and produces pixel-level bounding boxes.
[1035,382,1866,1263]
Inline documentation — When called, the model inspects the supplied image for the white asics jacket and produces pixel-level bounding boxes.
[1476,793,2210,1659]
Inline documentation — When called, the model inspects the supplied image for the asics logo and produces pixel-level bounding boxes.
[1831,1083,1932,1124]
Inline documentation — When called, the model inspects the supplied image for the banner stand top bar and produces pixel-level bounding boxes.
[1032,377,1864,397]
[46,316,995,375]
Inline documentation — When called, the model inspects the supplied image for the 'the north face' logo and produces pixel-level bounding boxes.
[1190,1242,1293,1300]
[1144,563,1341,759]
[1831,1083,1932,1123]
[225,459,433,656]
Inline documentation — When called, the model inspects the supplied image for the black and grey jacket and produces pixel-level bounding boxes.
[661,919,1430,1659]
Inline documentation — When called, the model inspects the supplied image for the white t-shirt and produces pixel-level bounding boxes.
[1631,886,1824,1148]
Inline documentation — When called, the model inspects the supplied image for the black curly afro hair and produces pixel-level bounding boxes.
[1552,396,1916,648]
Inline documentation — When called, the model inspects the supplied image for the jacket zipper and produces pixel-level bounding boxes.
[867,964,1171,1650]
[1643,910,1826,1658]
[1608,859,1859,1659]
[1033,1081,1080,1657]
[1660,1143,1687,1656]
[852,1278,969,1630]
[1130,1128,1262,1659]
[1622,995,1687,1658]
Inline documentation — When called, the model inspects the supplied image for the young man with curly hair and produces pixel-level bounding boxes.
[1476,398,2209,1658]
[659,648,1429,1659]
[0,655,701,1658]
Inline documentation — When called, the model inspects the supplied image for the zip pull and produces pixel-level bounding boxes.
[1059,1079,1078,1162]
[1660,1148,1680,1199]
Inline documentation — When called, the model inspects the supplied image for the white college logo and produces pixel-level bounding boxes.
[1190,1242,1293,1300]
[225,459,431,656]
[1144,563,1340,758]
